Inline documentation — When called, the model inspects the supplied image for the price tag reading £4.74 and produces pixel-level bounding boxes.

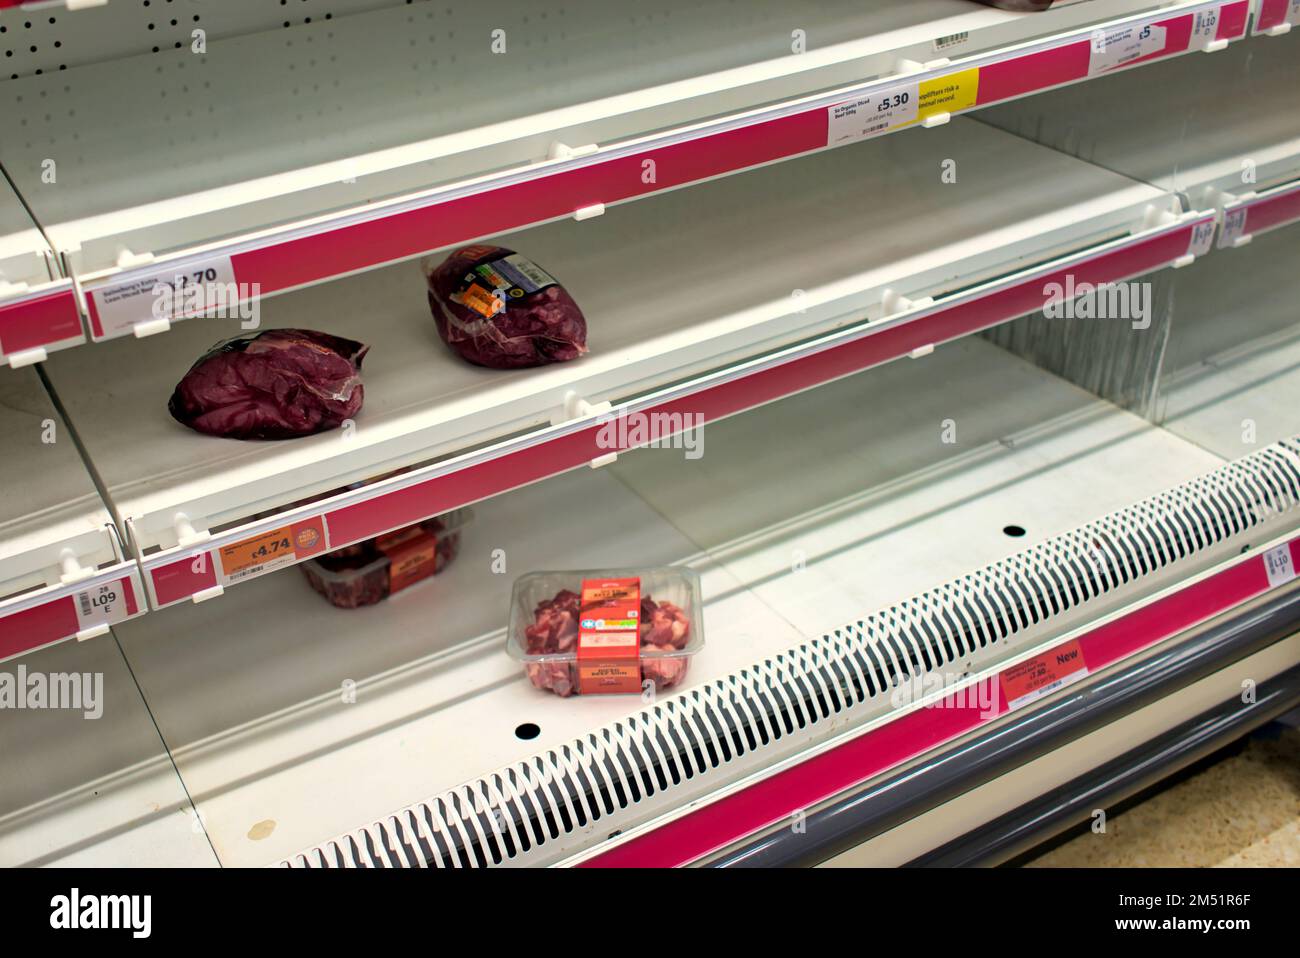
[218,517,327,585]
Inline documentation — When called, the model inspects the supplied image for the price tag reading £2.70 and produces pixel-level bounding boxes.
[88,253,238,340]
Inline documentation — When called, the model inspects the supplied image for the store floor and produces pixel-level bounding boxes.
[1021,723,1300,867]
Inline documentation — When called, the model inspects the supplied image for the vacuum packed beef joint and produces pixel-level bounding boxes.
[168,328,368,439]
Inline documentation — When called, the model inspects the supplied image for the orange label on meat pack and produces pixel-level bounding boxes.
[577,576,642,694]
[460,284,503,318]
[376,526,439,594]
[999,639,1088,712]
[218,517,327,584]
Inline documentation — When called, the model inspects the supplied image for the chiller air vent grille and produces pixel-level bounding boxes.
[282,437,1300,868]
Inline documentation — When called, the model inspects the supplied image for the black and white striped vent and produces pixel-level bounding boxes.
[282,438,1300,868]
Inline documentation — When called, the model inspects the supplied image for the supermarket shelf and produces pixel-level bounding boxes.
[0,0,1245,342]
[1253,0,1300,34]
[40,119,1207,607]
[979,26,1300,221]
[105,339,1225,866]
[0,635,218,868]
[0,366,144,662]
[1162,227,1300,458]
[0,180,82,367]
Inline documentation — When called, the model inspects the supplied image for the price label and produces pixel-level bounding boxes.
[828,81,919,146]
[1088,22,1166,74]
[88,253,238,340]
[1000,639,1089,712]
[218,517,327,585]
[1264,543,1297,589]
[74,581,130,631]
[1217,206,1250,248]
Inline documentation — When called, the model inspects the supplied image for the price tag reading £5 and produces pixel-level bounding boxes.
[1088,22,1166,74]
[827,82,918,146]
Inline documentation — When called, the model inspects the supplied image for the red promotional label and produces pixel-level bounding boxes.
[1000,639,1089,711]
[577,577,642,694]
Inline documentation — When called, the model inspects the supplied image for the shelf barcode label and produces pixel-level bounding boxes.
[1264,543,1297,589]
[1217,206,1249,248]
[1187,218,1216,258]
[933,31,969,52]
[73,582,129,630]
[1191,8,1219,46]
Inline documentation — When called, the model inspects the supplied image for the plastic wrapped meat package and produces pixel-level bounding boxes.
[507,567,703,697]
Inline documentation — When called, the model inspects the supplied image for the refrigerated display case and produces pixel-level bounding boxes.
[1,0,1298,869]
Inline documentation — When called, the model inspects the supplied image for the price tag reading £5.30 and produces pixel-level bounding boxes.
[828,82,919,146]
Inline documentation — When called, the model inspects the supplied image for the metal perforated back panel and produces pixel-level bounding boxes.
[0,0,405,80]
[281,438,1300,867]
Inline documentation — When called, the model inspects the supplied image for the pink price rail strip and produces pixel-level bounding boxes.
[0,282,85,365]
[1253,0,1300,33]
[576,534,1300,868]
[0,562,146,663]
[140,214,1212,609]
[82,1,1248,341]
[1218,180,1300,248]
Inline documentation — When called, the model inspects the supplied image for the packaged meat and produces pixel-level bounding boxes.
[422,244,588,369]
[168,328,368,439]
[507,567,703,697]
[300,508,472,608]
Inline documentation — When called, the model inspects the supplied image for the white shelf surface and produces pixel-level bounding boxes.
[977,27,1300,207]
[41,119,1173,552]
[105,338,1221,867]
[0,178,49,290]
[0,366,118,598]
[1161,226,1300,458]
[0,0,1167,275]
[0,636,218,867]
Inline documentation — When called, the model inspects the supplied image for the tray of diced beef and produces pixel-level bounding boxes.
[507,567,703,697]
